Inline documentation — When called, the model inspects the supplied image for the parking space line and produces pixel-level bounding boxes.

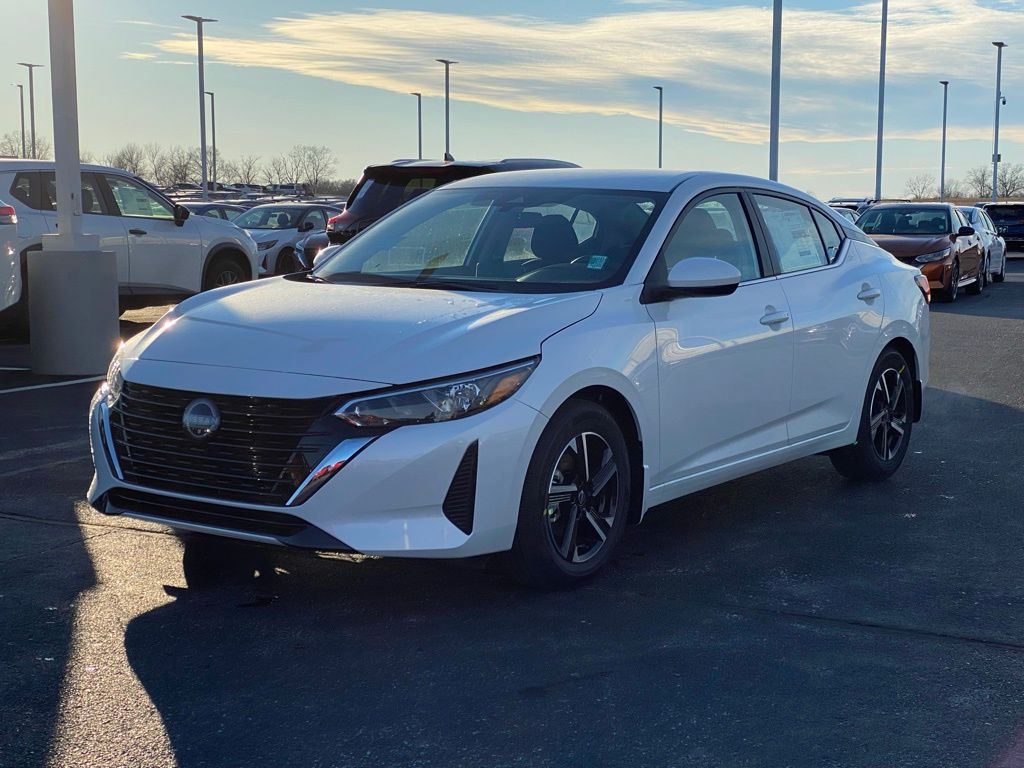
[0,376,104,395]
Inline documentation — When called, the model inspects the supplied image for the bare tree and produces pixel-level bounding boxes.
[292,144,336,195]
[163,145,200,185]
[79,149,95,164]
[143,142,167,184]
[997,162,1024,198]
[235,154,262,186]
[964,166,992,199]
[943,177,967,200]
[263,155,291,186]
[0,131,20,157]
[105,143,147,176]
[904,173,936,200]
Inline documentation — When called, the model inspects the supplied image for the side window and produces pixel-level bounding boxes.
[303,209,327,230]
[754,195,829,274]
[983,211,996,233]
[10,173,34,209]
[812,209,843,263]
[660,193,762,282]
[103,175,174,219]
[201,209,222,219]
[39,172,107,214]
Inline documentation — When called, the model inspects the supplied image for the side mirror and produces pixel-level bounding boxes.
[955,225,975,238]
[173,204,190,227]
[646,257,742,302]
[299,220,315,232]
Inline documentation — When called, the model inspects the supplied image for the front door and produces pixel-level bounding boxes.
[102,174,202,295]
[646,192,794,487]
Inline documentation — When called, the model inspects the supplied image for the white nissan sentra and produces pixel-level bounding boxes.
[88,170,930,587]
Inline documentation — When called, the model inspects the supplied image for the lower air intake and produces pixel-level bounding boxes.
[442,442,478,535]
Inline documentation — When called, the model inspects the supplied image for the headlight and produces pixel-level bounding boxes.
[257,239,278,251]
[336,359,538,427]
[915,248,951,264]
[103,345,125,407]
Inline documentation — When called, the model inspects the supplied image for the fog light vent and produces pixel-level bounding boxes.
[442,441,478,535]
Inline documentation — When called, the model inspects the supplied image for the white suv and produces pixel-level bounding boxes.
[0,160,259,334]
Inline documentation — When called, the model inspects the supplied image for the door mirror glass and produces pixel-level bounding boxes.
[956,225,974,237]
[174,204,190,226]
[665,257,741,297]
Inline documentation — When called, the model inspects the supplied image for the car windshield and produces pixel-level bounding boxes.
[315,186,666,293]
[986,205,1024,224]
[235,207,301,230]
[859,207,951,235]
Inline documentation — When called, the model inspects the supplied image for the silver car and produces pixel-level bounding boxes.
[959,206,1007,285]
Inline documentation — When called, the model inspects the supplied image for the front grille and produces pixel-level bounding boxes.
[107,488,308,538]
[442,442,478,535]
[109,381,340,505]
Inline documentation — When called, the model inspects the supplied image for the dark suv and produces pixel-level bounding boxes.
[325,158,578,246]
[979,202,1024,251]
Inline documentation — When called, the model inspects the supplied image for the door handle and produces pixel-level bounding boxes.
[128,228,147,236]
[857,286,881,302]
[759,309,790,326]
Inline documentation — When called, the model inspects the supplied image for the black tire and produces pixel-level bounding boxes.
[830,349,914,482]
[939,259,960,303]
[966,256,985,295]
[275,248,300,275]
[507,400,632,588]
[202,254,248,292]
[181,534,273,589]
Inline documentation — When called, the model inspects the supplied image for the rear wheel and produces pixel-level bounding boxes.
[993,253,1006,283]
[202,254,248,292]
[966,255,985,295]
[830,349,914,482]
[508,400,631,588]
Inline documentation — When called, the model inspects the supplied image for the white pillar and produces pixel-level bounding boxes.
[31,0,118,375]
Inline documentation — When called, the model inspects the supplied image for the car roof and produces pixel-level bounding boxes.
[444,168,816,197]
[364,157,579,174]
[865,202,953,210]
[0,158,124,174]
[244,202,335,210]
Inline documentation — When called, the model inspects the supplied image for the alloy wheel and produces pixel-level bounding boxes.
[869,367,909,462]
[544,432,619,564]
[949,261,959,300]
[216,269,241,287]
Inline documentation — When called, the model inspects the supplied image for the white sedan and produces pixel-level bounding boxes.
[88,170,930,588]
[235,203,341,276]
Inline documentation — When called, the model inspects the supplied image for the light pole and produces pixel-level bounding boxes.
[183,15,216,199]
[769,0,782,181]
[17,63,43,159]
[939,80,949,201]
[874,0,888,200]
[13,84,26,158]
[436,59,457,160]
[411,92,422,159]
[653,86,664,169]
[992,42,1007,202]
[205,90,216,191]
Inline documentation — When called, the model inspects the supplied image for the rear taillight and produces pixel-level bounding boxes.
[0,205,16,226]
[914,273,931,304]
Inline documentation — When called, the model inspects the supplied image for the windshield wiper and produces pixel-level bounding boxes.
[404,279,504,292]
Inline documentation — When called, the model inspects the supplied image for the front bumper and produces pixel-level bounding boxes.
[918,259,953,291]
[88,385,546,558]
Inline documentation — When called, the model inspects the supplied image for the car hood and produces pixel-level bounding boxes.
[247,228,296,242]
[869,234,951,260]
[126,278,601,384]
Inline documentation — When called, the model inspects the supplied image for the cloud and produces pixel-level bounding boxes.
[149,2,1024,146]
[119,52,157,61]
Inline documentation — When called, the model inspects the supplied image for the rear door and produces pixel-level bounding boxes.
[101,174,203,294]
[40,171,130,285]
[953,208,981,279]
[751,194,883,442]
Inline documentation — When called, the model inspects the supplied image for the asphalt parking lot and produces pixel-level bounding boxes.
[2,263,1024,768]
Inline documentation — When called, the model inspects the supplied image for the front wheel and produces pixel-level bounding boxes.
[966,255,985,295]
[940,259,960,303]
[830,349,914,482]
[275,248,300,275]
[508,400,632,588]
[202,254,248,292]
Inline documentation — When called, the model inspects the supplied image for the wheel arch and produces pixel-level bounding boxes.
[881,336,923,423]
[202,243,252,284]
[555,384,647,524]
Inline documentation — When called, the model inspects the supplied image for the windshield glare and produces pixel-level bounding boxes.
[859,207,951,236]
[315,186,666,293]
[236,207,301,230]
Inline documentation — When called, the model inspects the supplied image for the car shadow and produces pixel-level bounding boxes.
[121,388,1024,768]
[929,259,1023,320]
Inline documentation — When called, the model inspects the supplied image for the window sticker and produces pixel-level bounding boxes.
[587,254,608,270]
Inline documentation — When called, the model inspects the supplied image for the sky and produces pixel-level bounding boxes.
[0,0,1021,199]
